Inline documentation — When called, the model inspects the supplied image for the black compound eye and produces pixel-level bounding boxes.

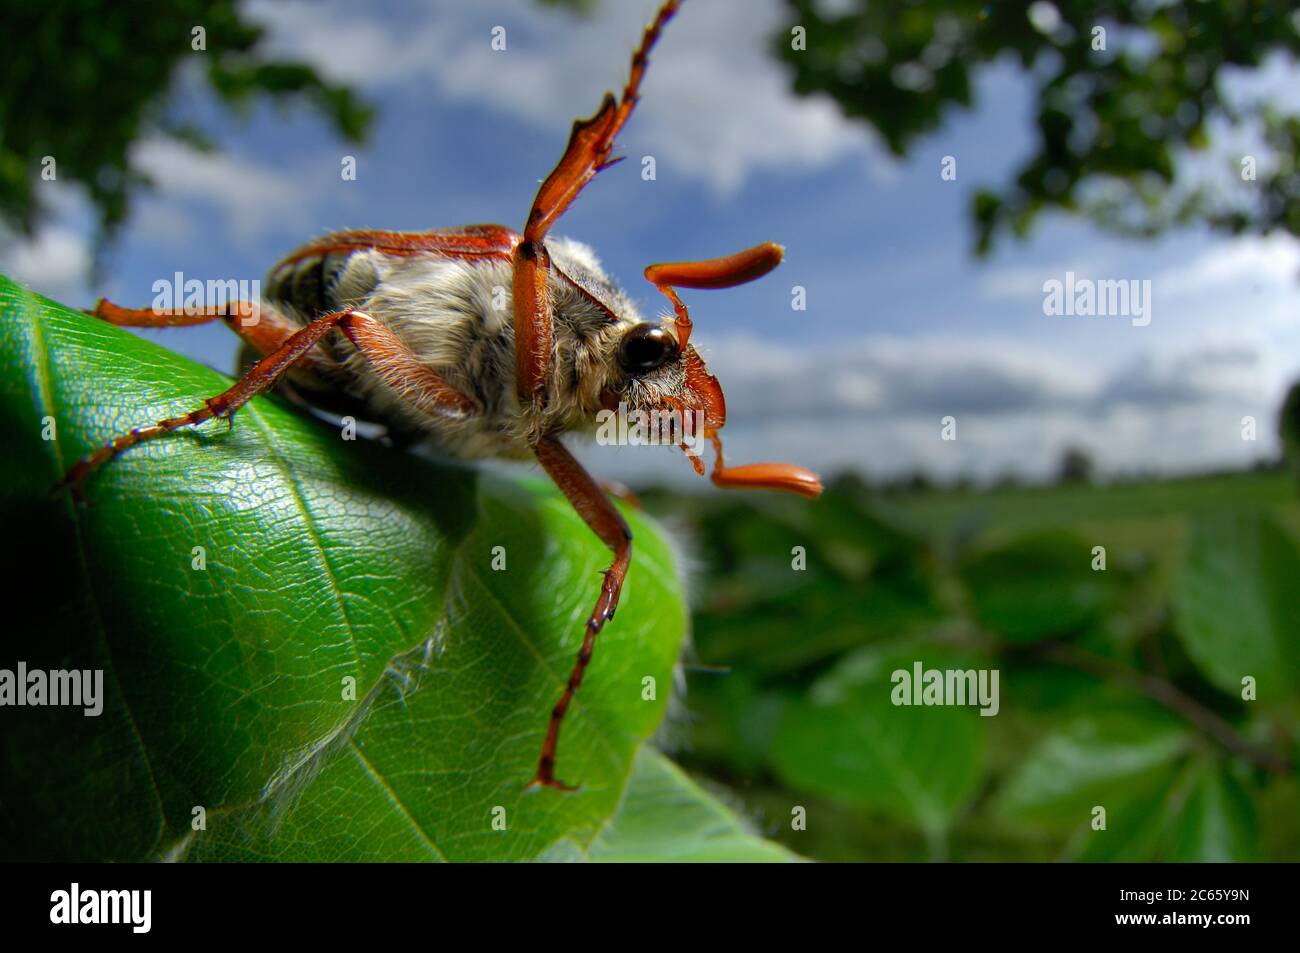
[618,323,679,374]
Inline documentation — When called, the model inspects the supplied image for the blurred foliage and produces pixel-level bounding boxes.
[1283,380,1300,486]
[773,0,1300,253]
[1057,445,1095,484]
[0,0,371,250]
[642,465,1300,861]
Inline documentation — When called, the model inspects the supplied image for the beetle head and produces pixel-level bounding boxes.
[601,283,820,499]
[589,240,820,498]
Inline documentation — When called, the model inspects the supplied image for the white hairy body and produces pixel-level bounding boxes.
[263,236,688,461]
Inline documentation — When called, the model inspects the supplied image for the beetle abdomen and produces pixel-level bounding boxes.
[266,250,375,319]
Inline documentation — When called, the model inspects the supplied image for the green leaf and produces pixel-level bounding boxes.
[687,486,943,676]
[1162,758,1257,863]
[996,702,1190,826]
[1173,512,1300,701]
[0,276,717,861]
[958,531,1121,644]
[993,700,1235,861]
[998,717,1259,862]
[770,641,989,838]
[539,748,802,862]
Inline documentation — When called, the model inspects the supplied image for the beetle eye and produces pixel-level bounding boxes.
[618,323,679,374]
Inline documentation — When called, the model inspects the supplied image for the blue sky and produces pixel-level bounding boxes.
[6,0,1299,486]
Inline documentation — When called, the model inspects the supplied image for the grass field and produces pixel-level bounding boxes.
[886,469,1297,538]
[880,469,1300,591]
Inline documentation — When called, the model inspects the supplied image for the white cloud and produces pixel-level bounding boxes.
[702,332,1098,421]
[0,179,99,302]
[578,329,1287,486]
[245,0,886,194]
[130,138,310,242]
[979,265,1057,302]
[0,139,316,303]
[1099,341,1275,407]
[1155,233,1300,298]
[0,225,93,303]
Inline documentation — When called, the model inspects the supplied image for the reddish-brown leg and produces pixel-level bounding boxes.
[513,0,681,406]
[528,436,633,791]
[89,297,336,383]
[59,309,475,497]
[512,239,553,404]
[275,224,519,269]
[513,0,677,788]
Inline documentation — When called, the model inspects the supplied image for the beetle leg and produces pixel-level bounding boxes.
[513,0,681,406]
[277,224,519,268]
[521,0,681,244]
[91,296,262,328]
[528,435,633,791]
[511,239,553,405]
[59,309,475,498]
[88,297,337,383]
[643,241,784,347]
